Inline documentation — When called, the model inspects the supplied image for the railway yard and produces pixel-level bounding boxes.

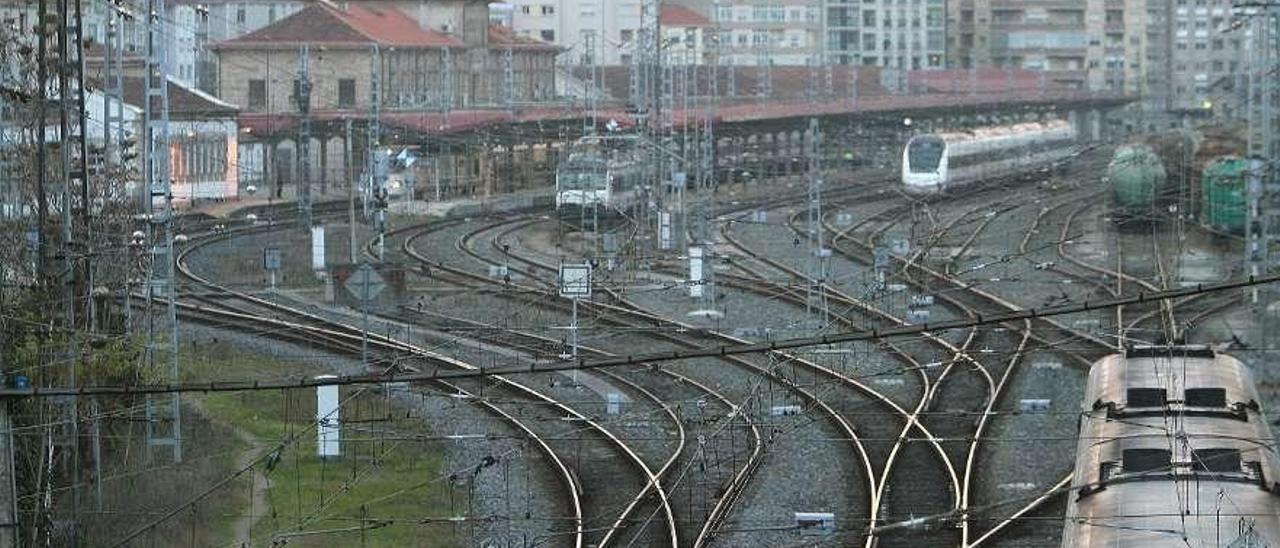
[3,0,1280,542]
[125,127,1277,547]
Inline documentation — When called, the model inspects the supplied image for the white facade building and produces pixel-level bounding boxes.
[708,1,822,66]
[505,0,643,65]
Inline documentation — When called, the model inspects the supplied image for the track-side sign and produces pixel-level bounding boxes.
[263,247,282,271]
[345,263,386,302]
[559,263,592,298]
[873,248,890,270]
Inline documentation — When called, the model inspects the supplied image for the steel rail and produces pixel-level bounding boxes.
[473,216,883,543]
[818,156,1110,546]
[172,216,591,548]
[829,192,1045,548]
[167,299,589,545]
[450,217,857,547]
[394,305,760,548]
[421,217,686,548]
[26,269,1279,398]
[721,212,966,543]
[389,217,682,547]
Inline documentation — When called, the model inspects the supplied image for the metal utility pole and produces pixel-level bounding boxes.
[628,2,655,129]
[34,0,50,284]
[296,44,313,229]
[0,396,15,548]
[367,45,386,260]
[502,47,515,111]
[757,51,773,101]
[806,118,829,326]
[441,47,453,127]
[659,47,679,242]
[1245,5,1279,350]
[347,119,357,264]
[631,0,659,241]
[583,31,599,134]
[142,0,182,464]
[104,8,130,209]
[49,0,92,534]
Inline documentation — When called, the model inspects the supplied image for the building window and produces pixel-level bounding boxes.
[338,78,356,107]
[540,29,555,42]
[248,79,266,109]
[541,5,554,15]
[236,4,245,24]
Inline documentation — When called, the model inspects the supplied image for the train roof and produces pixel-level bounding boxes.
[1083,347,1261,411]
[1065,481,1280,546]
[1065,348,1280,547]
[929,119,1073,144]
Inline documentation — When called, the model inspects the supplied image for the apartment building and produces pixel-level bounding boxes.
[1159,0,1249,116]
[946,1,1144,95]
[504,0,643,65]
[661,5,713,65]
[948,0,1250,124]
[826,0,947,69]
[706,1,822,66]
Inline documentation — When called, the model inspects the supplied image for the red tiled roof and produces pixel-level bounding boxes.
[235,87,1130,140]
[86,75,239,119]
[487,25,560,51]
[582,65,889,103]
[122,77,239,119]
[211,2,462,49]
[660,5,710,27]
[907,69,1071,94]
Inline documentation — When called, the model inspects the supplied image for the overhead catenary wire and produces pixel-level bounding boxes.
[3,271,1277,399]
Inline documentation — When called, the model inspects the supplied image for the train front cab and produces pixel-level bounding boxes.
[902,135,947,194]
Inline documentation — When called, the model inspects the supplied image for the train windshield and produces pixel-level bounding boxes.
[907,136,946,173]
[558,159,608,191]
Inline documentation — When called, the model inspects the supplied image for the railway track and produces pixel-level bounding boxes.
[157,146,1250,547]
[1055,199,1244,343]
[465,193,973,547]
[172,212,681,547]
[398,216,873,546]
[719,198,1010,546]
[818,154,1122,546]
[820,144,1243,546]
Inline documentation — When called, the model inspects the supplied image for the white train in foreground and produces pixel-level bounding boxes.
[1063,346,1280,547]
[902,120,1078,194]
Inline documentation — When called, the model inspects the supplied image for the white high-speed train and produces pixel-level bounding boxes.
[902,120,1078,194]
[554,138,645,212]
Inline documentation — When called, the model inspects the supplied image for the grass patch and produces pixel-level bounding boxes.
[186,343,459,546]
